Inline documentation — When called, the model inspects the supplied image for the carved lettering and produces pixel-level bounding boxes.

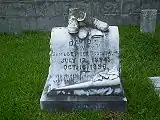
[75,104,106,110]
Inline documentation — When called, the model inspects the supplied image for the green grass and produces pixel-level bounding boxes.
[0,26,160,120]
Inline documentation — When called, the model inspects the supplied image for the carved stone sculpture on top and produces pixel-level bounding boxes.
[67,8,109,39]
[47,8,120,95]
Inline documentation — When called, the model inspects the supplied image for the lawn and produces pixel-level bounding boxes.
[0,25,160,120]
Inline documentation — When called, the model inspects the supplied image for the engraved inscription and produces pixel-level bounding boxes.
[48,27,120,94]
[74,104,107,110]
[50,35,118,85]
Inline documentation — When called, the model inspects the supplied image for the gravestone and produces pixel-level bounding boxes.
[40,9,127,111]
[40,26,127,111]
[140,9,157,32]
[149,77,160,95]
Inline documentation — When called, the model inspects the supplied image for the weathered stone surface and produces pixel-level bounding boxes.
[149,77,160,88]
[157,14,160,24]
[103,0,121,14]
[92,0,103,19]
[0,17,9,32]
[21,17,37,30]
[0,0,34,2]
[40,26,127,111]
[0,3,35,16]
[121,14,140,24]
[73,1,92,16]
[8,18,22,33]
[0,0,160,33]
[103,14,121,25]
[149,77,160,95]
[141,0,160,13]
[48,27,121,95]
[62,2,74,17]
[35,2,63,17]
[122,0,141,14]
[140,9,157,32]
[0,4,6,16]
[40,96,127,111]
[46,0,75,1]
[37,17,65,31]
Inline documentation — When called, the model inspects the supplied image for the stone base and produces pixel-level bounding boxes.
[40,82,127,111]
[149,77,160,95]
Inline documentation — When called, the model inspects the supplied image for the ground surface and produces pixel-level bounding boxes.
[0,26,160,120]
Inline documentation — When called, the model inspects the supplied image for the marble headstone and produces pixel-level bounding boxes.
[40,26,127,111]
[149,77,160,95]
[140,9,157,32]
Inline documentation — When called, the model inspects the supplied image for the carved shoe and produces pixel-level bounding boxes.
[67,17,79,34]
[93,18,109,32]
[84,15,109,32]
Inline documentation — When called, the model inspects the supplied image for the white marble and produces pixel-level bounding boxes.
[149,77,160,88]
[149,77,160,95]
[46,26,121,96]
